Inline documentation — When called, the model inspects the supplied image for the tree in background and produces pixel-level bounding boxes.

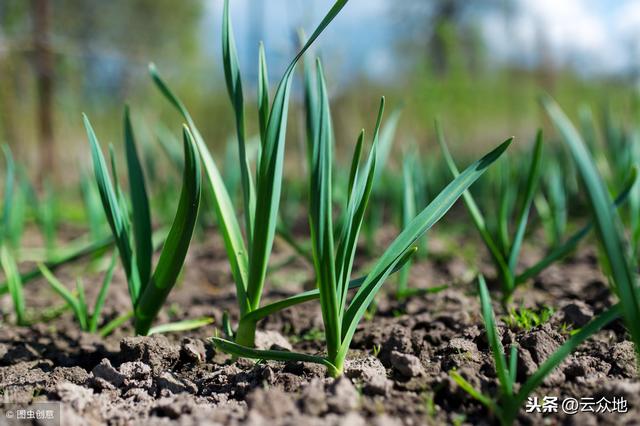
[0,0,203,182]
[394,0,511,78]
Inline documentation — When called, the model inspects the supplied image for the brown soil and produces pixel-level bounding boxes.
[0,230,638,425]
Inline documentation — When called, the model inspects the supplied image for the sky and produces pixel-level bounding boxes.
[483,0,640,75]
[203,0,640,82]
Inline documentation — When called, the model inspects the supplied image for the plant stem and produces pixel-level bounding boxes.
[328,352,346,378]
[234,319,257,347]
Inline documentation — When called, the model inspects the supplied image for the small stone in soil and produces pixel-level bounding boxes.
[119,335,180,375]
[180,338,207,364]
[120,361,152,389]
[157,371,198,395]
[247,387,297,419]
[91,359,125,388]
[56,382,94,412]
[300,378,328,416]
[390,351,423,378]
[560,301,594,327]
[327,376,359,414]
[254,330,293,351]
[379,325,413,366]
[345,355,392,396]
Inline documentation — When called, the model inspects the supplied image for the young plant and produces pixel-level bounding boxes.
[80,173,107,241]
[542,95,640,360]
[0,234,115,296]
[437,122,636,306]
[451,276,621,425]
[211,59,512,377]
[533,160,567,248]
[503,306,553,332]
[437,124,542,305]
[84,108,202,335]
[38,253,118,335]
[396,154,417,298]
[148,0,349,347]
[0,144,26,326]
[396,151,442,299]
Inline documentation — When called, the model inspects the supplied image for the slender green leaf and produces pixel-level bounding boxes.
[508,344,518,385]
[450,370,495,410]
[90,251,118,332]
[398,153,417,296]
[309,58,340,357]
[38,263,83,329]
[1,145,15,243]
[76,277,88,330]
[149,65,251,315]
[301,32,318,166]
[1,245,25,325]
[341,138,513,351]
[508,131,543,274]
[336,98,384,312]
[542,96,640,351]
[241,250,415,324]
[148,317,214,335]
[211,336,336,370]
[516,165,636,285]
[258,42,270,145]
[84,115,140,303]
[373,107,401,183]
[124,106,153,291]
[134,126,202,335]
[478,275,512,396]
[223,0,256,245]
[512,304,621,411]
[436,120,512,290]
[99,311,133,337]
[246,0,350,312]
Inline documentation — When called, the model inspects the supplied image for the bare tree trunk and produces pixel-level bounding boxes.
[31,0,54,185]
[430,0,459,77]
[0,45,18,151]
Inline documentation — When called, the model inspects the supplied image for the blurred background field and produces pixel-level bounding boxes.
[0,0,638,183]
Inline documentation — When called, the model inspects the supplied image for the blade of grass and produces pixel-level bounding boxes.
[398,153,417,297]
[508,344,518,385]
